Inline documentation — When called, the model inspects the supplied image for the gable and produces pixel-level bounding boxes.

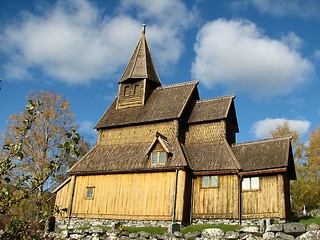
[146,133,172,155]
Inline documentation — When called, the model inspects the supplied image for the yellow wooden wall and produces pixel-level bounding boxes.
[56,173,288,220]
[242,174,286,219]
[56,171,186,221]
[55,178,73,218]
[192,174,239,219]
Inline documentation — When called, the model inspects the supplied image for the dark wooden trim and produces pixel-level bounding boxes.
[72,167,186,176]
[239,167,287,177]
[194,170,239,176]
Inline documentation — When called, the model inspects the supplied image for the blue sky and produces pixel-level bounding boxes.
[0,0,319,145]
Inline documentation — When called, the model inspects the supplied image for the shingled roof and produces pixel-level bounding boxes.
[184,140,241,173]
[188,95,234,123]
[232,137,296,179]
[118,25,160,84]
[68,138,188,174]
[187,95,239,132]
[95,81,199,129]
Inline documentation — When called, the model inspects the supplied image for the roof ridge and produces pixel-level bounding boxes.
[197,94,236,103]
[158,80,199,89]
[180,143,192,168]
[232,137,291,146]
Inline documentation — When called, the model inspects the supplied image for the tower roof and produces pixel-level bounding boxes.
[118,25,161,84]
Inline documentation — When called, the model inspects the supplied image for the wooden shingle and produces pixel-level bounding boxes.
[69,138,188,174]
[188,95,235,124]
[232,137,296,179]
[95,81,199,129]
[119,26,160,84]
[184,140,241,172]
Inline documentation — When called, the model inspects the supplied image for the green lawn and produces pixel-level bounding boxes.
[181,224,241,234]
[299,217,320,225]
[126,226,167,234]
[78,224,242,235]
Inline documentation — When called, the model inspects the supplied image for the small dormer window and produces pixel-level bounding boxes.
[124,86,130,96]
[151,151,166,165]
[134,84,140,95]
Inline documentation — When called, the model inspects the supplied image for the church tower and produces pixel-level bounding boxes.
[116,25,161,109]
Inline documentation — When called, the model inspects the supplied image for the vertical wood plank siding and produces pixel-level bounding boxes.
[55,180,72,219]
[192,174,286,220]
[192,175,239,219]
[56,171,186,221]
[241,174,285,219]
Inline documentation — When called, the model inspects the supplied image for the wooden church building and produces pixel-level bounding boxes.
[54,26,296,224]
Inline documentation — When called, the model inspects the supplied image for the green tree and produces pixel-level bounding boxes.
[0,91,89,238]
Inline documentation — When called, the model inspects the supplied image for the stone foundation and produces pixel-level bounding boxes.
[56,218,176,230]
[57,217,286,231]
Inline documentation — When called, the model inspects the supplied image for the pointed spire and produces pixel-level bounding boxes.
[118,24,161,84]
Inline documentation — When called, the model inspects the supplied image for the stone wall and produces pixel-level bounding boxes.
[50,218,320,239]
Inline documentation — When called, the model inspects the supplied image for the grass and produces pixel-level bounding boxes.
[299,217,320,225]
[181,224,241,234]
[75,226,91,231]
[126,226,167,234]
[70,223,242,235]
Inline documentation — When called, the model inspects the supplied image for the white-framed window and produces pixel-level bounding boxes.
[86,187,95,199]
[242,177,259,191]
[202,175,219,188]
[151,151,166,165]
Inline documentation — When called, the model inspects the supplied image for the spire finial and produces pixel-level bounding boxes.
[142,24,146,34]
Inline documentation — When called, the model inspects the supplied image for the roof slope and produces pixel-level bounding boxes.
[119,26,160,84]
[96,81,198,129]
[188,95,235,124]
[232,137,295,178]
[184,140,241,172]
[68,138,187,174]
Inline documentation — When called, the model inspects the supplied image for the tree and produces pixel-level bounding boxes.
[305,127,320,209]
[0,91,89,237]
[271,122,307,164]
[271,122,320,214]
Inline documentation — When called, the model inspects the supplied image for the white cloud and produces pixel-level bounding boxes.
[248,0,320,19]
[0,0,197,84]
[191,19,314,99]
[252,118,311,138]
[280,32,303,50]
[314,50,320,61]
[79,120,97,137]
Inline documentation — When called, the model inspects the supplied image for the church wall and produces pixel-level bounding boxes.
[55,178,73,219]
[97,120,179,145]
[185,121,226,144]
[241,174,286,219]
[117,80,145,109]
[192,174,239,219]
[64,171,186,221]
